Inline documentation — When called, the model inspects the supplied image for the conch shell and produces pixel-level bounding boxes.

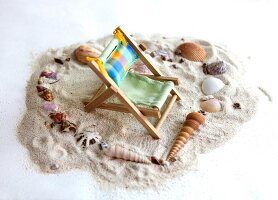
[175,42,207,62]
[167,112,205,161]
[104,145,151,164]
[74,45,101,64]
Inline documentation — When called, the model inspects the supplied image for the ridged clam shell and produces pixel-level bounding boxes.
[175,42,207,62]
[202,61,227,75]
[104,145,151,164]
[74,45,101,64]
[200,98,221,113]
[201,77,225,95]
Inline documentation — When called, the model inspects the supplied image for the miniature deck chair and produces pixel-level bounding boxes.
[84,26,182,139]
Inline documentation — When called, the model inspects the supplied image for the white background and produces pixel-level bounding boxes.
[0,0,278,199]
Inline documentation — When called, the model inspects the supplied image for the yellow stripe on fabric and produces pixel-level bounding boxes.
[86,57,109,78]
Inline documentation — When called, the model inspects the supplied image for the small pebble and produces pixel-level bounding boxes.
[50,164,59,170]
[99,142,108,150]
[179,58,184,63]
[161,55,166,61]
[149,52,156,57]
[65,58,71,62]
[233,103,241,109]
[167,58,173,62]
[171,64,177,69]
[54,58,64,65]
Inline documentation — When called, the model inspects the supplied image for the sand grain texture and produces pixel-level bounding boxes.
[17,34,259,189]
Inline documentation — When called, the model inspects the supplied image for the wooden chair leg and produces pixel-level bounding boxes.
[84,86,116,112]
[156,95,177,130]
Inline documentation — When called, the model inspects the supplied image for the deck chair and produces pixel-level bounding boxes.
[84,26,182,139]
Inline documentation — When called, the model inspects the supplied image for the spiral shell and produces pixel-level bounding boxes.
[175,42,207,62]
[202,61,227,75]
[167,112,205,161]
[74,45,101,64]
[104,145,151,164]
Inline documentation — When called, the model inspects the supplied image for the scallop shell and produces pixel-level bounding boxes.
[201,77,225,95]
[175,42,207,62]
[200,98,221,113]
[74,45,101,64]
[74,131,102,148]
[202,61,227,75]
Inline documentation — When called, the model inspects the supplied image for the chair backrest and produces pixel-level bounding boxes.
[99,37,138,85]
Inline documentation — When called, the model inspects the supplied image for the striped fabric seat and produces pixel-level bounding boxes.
[99,38,138,85]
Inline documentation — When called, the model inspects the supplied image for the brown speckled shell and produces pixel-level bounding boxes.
[176,42,207,62]
[202,61,227,75]
[74,45,101,64]
[167,112,205,161]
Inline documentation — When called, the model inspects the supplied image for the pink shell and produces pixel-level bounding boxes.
[42,102,58,112]
[200,98,221,113]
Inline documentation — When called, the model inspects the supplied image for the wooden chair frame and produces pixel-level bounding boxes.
[84,26,182,139]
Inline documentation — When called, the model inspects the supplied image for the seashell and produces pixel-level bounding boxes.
[200,95,214,101]
[201,77,225,95]
[104,145,151,164]
[36,85,47,93]
[202,61,227,75]
[155,49,171,60]
[200,98,221,113]
[39,89,54,101]
[74,45,101,64]
[99,142,108,150]
[130,61,152,75]
[175,42,207,62]
[74,131,102,148]
[41,102,58,112]
[167,112,205,161]
[40,70,57,80]
[49,112,67,123]
[60,120,77,133]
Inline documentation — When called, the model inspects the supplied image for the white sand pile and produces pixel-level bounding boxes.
[17,34,259,189]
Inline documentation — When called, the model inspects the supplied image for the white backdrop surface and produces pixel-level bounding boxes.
[0,0,277,199]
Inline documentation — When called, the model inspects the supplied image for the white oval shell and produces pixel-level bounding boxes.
[200,98,221,112]
[201,77,224,95]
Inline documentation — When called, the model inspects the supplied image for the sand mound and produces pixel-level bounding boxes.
[17,34,259,189]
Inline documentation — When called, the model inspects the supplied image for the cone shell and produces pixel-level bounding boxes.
[201,77,225,95]
[104,145,151,164]
[175,42,207,62]
[200,98,221,113]
[74,45,101,64]
[167,112,205,161]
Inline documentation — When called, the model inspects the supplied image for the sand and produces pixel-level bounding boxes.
[17,34,259,189]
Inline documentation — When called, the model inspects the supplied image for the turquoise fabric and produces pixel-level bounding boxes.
[119,72,174,109]
[99,38,138,85]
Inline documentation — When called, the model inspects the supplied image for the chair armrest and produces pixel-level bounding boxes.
[139,74,180,85]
